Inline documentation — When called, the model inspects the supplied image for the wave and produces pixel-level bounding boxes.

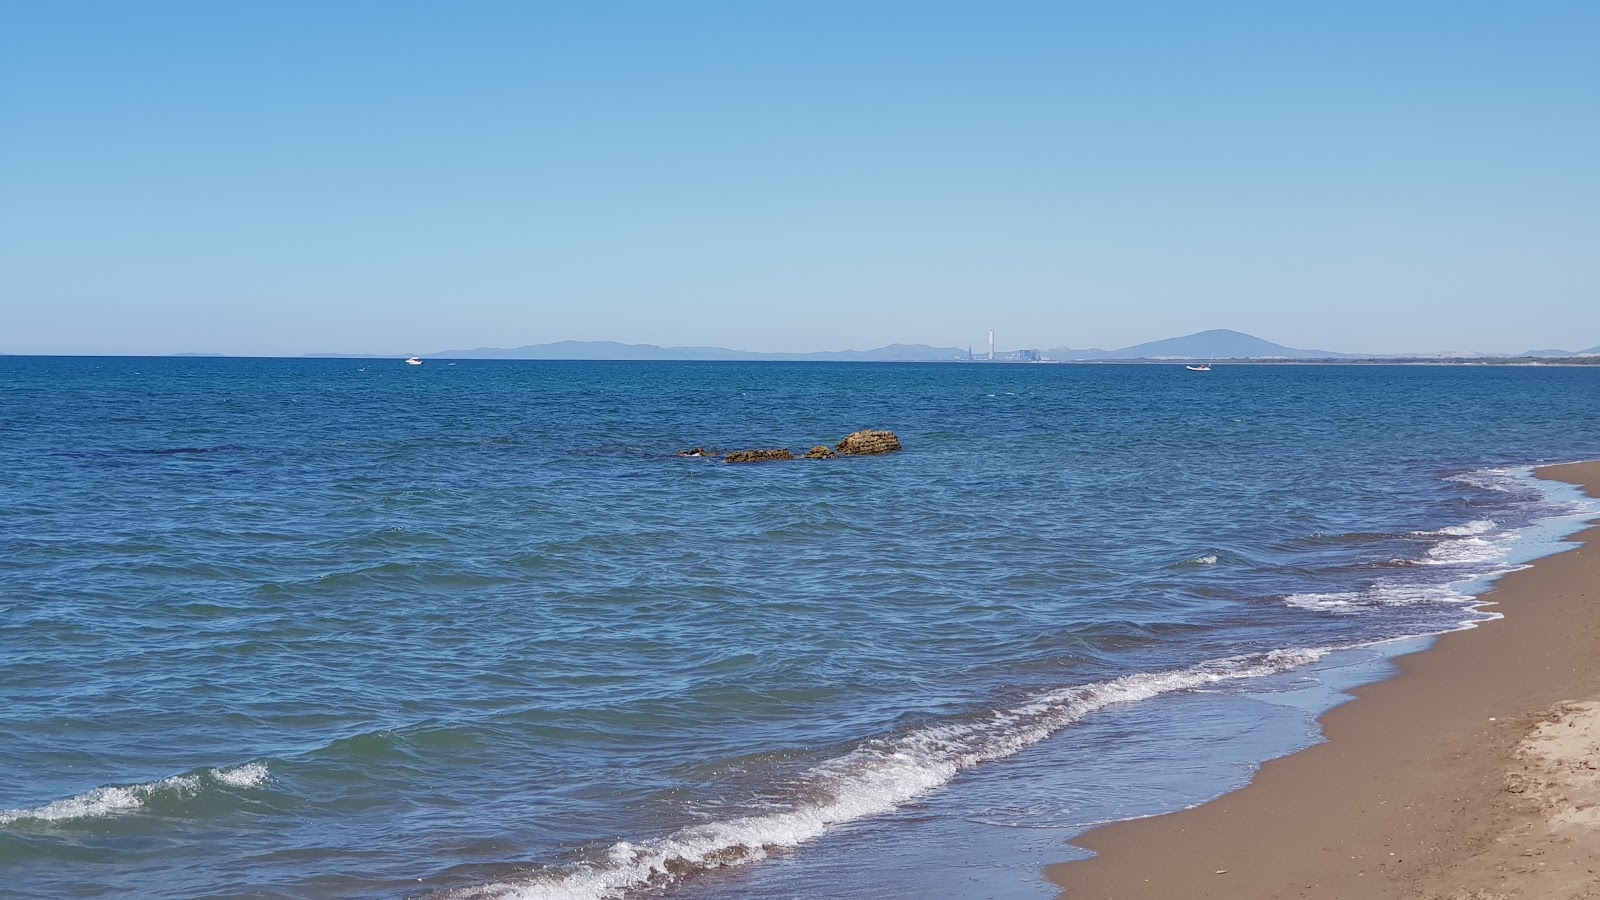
[0,763,268,827]
[1396,516,1526,568]
[1170,548,1264,569]
[1448,466,1600,526]
[1447,467,1532,494]
[1284,582,1475,613]
[1403,517,1520,567]
[1410,519,1496,537]
[1419,533,1519,566]
[450,648,1329,900]
[1328,470,1597,614]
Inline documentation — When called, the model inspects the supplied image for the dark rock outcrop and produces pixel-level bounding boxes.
[834,430,902,456]
[682,431,900,463]
[725,448,795,464]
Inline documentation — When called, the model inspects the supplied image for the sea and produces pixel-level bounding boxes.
[2,357,1598,899]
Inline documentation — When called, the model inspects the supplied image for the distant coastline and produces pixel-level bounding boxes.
[9,328,1599,364]
[7,354,1600,366]
[286,327,1600,363]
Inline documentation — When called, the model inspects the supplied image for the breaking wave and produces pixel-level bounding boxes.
[1447,467,1531,494]
[1406,517,1520,567]
[1411,519,1496,538]
[0,763,269,826]
[452,648,1329,900]
[1284,582,1476,614]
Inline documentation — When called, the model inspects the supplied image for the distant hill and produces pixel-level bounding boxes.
[1478,344,1600,355]
[1048,329,1349,360]
[295,331,1598,363]
[430,340,969,362]
[1522,346,1600,358]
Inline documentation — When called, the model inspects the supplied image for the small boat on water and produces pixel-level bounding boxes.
[1186,364,1212,372]
[405,357,424,366]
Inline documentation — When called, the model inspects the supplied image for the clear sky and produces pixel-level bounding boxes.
[3,1,1597,356]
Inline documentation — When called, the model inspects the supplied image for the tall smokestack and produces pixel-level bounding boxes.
[988,330,995,361]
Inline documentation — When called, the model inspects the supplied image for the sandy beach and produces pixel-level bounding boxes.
[1049,460,1600,900]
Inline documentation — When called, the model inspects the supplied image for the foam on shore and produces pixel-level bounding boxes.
[1049,460,1600,899]
[1285,581,1476,613]
[456,648,1328,900]
[461,467,1600,900]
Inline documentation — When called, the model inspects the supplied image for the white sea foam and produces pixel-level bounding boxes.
[1285,582,1471,613]
[467,465,1595,899]
[1411,519,1496,537]
[1399,517,1522,567]
[455,648,1328,900]
[211,762,270,788]
[1449,465,1600,523]
[1419,532,1520,566]
[0,764,268,826]
[1447,467,1529,494]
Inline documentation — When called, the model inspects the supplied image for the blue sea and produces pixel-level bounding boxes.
[3,357,1598,899]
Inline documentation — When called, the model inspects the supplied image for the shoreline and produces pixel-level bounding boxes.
[1047,460,1600,899]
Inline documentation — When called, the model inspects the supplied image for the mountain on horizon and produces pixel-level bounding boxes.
[1518,346,1600,358]
[291,330,1600,363]
[1048,328,1350,360]
[426,330,1341,362]
[428,340,969,362]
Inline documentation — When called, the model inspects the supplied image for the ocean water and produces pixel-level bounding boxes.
[2,357,1598,899]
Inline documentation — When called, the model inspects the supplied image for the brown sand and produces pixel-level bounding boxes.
[1048,461,1600,900]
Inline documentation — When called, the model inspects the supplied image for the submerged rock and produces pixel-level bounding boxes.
[725,448,795,464]
[683,432,900,463]
[834,429,902,456]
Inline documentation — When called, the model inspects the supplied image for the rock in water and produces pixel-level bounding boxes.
[676,447,713,458]
[834,430,902,456]
[725,448,795,463]
[803,446,838,459]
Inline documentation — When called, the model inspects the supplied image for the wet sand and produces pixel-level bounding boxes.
[1048,460,1600,900]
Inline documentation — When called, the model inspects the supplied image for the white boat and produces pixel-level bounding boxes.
[405,357,424,366]
[1186,364,1211,372]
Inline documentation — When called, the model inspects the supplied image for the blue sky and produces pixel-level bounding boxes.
[3,1,1596,356]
